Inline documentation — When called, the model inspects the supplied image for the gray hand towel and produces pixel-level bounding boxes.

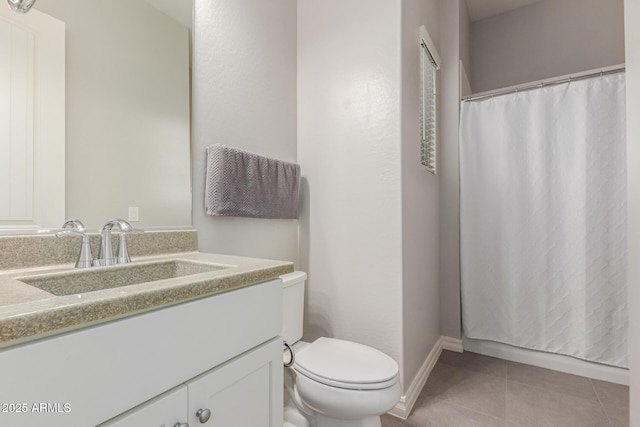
[205,144,301,219]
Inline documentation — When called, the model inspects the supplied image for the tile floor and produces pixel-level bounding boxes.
[381,350,629,427]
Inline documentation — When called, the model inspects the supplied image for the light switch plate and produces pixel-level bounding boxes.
[128,207,139,222]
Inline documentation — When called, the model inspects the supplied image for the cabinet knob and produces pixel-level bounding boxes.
[196,408,211,423]
[173,423,189,427]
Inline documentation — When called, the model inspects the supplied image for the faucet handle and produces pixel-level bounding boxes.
[55,229,94,269]
[56,229,86,238]
[115,227,143,265]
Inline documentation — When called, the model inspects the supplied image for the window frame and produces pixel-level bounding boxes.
[419,25,441,175]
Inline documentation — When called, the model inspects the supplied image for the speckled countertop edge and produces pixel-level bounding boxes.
[0,252,294,349]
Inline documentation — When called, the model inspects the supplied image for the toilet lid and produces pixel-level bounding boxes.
[293,337,399,390]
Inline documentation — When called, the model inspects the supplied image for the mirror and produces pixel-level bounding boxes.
[1,0,192,232]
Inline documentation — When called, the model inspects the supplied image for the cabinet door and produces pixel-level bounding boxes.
[187,338,283,427]
[99,386,188,427]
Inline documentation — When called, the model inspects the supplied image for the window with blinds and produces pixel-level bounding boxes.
[419,26,440,175]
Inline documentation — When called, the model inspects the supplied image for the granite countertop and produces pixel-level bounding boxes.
[0,251,294,349]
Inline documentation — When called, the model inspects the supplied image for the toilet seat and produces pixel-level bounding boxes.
[294,337,399,390]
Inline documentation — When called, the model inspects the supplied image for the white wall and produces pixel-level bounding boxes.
[192,0,298,263]
[625,0,640,423]
[438,0,462,339]
[459,0,471,85]
[400,0,442,391]
[298,0,405,383]
[471,0,625,93]
[35,0,192,230]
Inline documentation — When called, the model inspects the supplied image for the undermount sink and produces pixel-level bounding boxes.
[17,260,229,296]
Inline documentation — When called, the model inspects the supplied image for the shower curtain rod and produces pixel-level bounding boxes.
[461,63,625,102]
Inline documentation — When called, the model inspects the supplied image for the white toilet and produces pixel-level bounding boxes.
[281,272,401,427]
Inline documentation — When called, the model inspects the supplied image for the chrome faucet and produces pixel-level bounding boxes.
[7,0,37,14]
[56,219,93,268]
[62,219,85,230]
[94,219,141,266]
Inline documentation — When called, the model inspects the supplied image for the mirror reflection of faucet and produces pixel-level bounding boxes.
[95,219,143,266]
[6,0,36,14]
[56,218,143,268]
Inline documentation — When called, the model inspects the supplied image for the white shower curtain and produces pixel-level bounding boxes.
[460,73,628,368]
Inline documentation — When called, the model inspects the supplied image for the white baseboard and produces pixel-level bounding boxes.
[463,336,629,386]
[387,336,463,419]
[441,336,463,353]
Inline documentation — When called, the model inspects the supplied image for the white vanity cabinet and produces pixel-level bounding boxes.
[102,338,282,427]
[187,339,280,427]
[101,386,188,427]
[0,278,284,427]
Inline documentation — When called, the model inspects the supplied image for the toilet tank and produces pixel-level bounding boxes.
[280,271,307,344]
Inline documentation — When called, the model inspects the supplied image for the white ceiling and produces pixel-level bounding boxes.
[465,0,544,22]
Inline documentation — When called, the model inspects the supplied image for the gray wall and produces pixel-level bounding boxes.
[471,0,625,93]
[297,0,405,386]
[401,0,442,393]
[298,0,447,397]
[625,0,640,423]
[192,0,298,263]
[459,0,472,83]
[438,0,463,339]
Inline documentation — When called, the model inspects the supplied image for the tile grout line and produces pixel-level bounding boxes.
[436,361,510,380]
[426,361,508,422]
[434,357,510,423]
[504,375,601,403]
[430,397,506,424]
[504,366,509,427]
[588,377,614,427]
